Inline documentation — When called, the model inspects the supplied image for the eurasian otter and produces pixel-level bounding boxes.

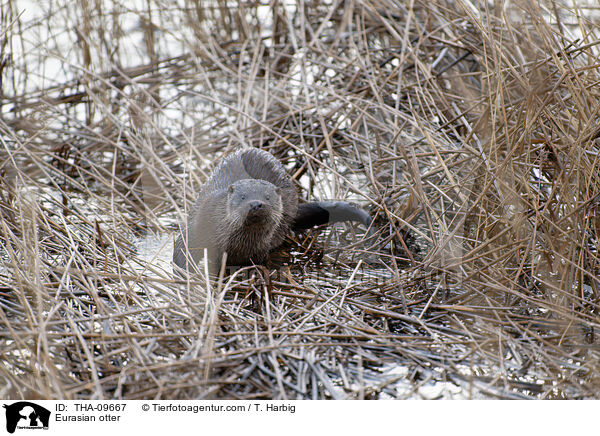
[173,148,373,274]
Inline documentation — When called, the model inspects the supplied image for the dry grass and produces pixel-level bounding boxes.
[1,0,600,399]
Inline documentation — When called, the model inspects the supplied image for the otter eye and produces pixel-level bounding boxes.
[265,195,270,201]
[241,195,246,200]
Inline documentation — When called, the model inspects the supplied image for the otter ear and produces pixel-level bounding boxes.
[228,185,235,194]
[275,187,281,195]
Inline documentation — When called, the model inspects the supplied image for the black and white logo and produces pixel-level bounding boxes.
[3,402,50,434]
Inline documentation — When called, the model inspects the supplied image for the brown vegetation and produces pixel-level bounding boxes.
[1,0,599,399]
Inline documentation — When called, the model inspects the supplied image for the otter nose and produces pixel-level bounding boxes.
[248,201,264,212]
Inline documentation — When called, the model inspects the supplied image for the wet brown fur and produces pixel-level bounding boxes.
[173,148,298,272]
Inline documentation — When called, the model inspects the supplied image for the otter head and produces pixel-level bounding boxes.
[226,179,283,230]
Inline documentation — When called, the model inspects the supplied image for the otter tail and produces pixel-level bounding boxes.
[292,201,375,235]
